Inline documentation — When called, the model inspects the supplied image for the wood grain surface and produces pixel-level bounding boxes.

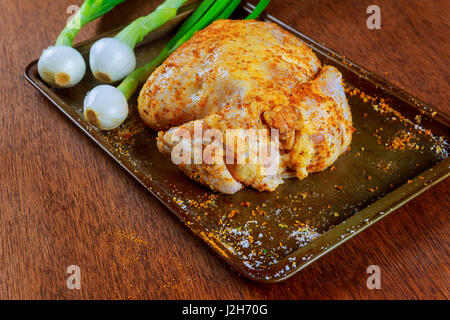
[0,0,449,299]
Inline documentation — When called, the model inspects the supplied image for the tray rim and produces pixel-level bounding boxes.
[24,2,450,283]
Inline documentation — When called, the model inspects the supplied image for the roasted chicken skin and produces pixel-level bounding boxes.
[138,20,353,194]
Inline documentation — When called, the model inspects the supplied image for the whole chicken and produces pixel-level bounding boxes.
[138,19,353,194]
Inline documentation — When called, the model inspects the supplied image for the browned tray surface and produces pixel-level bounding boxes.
[24,3,449,282]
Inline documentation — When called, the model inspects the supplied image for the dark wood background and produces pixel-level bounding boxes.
[0,0,448,299]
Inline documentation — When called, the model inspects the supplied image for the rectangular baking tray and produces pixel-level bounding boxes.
[24,2,449,282]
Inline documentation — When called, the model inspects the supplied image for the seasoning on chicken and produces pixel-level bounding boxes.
[138,19,354,194]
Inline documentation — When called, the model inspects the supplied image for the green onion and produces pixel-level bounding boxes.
[216,0,241,20]
[166,0,215,49]
[89,0,188,83]
[115,0,187,49]
[56,0,127,46]
[169,0,233,52]
[39,0,126,88]
[245,0,270,20]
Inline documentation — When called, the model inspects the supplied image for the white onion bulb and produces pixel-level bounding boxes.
[38,45,86,88]
[83,85,128,130]
[89,38,136,83]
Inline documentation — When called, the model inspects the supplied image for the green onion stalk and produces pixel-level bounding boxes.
[84,0,271,130]
[38,0,127,88]
[89,0,188,83]
[245,0,270,20]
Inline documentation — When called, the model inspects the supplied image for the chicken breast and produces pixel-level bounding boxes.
[138,19,353,194]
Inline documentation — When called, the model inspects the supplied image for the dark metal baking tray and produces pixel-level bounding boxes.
[24,2,449,282]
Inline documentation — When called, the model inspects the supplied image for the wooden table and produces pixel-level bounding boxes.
[0,0,448,300]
